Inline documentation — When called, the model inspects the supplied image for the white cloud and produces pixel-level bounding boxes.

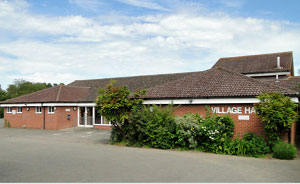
[116,0,169,11]
[0,0,300,88]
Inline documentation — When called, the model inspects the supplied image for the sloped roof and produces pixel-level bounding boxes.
[264,76,300,93]
[0,85,90,104]
[212,51,294,75]
[68,71,197,102]
[142,67,298,99]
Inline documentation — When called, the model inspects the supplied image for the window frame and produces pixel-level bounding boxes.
[7,107,12,113]
[48,106,55,114]
[36,106,42,114]
[17,107,22,114]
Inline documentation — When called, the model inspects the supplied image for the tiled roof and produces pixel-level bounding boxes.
[0,85,90,104]
[212,51,293,75]
[142,67,298,99]
[264,76,300,93]
[68,72,197,102]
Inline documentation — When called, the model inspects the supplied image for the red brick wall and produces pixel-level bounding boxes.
[4,106,77,130]
[4,107,44,129]
[174,104,264,138]
[56,107,77,129]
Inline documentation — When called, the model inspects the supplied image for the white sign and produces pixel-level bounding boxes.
[238,115,250,120]
[12,110,16,114]
[211,107,255,114]
[65,109,70,112]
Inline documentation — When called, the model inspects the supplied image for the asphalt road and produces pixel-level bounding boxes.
[0,118,3,127]
[0,127,299,183]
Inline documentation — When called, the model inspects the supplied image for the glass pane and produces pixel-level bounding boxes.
[103,116,110,124]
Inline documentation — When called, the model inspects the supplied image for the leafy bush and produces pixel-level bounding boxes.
[197,114,235,153]
[254,93,298,143]
[272,141,297,160]
[175,114,204,149]
[96,81,145,142]
[0,108,3,118]
[224,132,269,157]
[126,105,177,149]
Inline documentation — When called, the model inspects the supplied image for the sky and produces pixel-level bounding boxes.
[0,0,300,89]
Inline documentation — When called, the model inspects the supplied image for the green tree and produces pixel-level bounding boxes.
[254,92,298,143]
[96,80,146,141]
[0,86,8,118]
[6,79,54,99]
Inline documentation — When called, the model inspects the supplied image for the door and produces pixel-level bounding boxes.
[78,107,93,128]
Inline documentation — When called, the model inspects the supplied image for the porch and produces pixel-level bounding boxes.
[77,106,111,128]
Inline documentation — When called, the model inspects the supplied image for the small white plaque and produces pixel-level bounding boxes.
[65,109,70,112]
[238,115,249,120]
[12,110,16,114]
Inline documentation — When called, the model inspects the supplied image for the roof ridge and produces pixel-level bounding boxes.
[69,71,201,83]
[56,85,63,101]
[65,85,90,89]
[218,51,293,61]
[216,67,298,95]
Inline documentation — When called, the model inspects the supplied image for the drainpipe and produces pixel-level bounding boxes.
[42,103,45,130]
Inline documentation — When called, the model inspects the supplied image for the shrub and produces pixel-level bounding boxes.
[224,132,269,157]
[175,114,204,149]
[0,108,3,118]
[254,93,298,143]
[96,81,145,142]
[197,114,235,153]
[272,141,297,160]
[126,105,177,149]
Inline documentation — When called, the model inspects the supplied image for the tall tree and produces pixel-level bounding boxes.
[6,79,54,99]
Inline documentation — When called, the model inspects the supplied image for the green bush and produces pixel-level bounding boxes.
[224,132,269,157]
[0,108,3,118]
[197,115,234,153]
[125,105,177,149]
[254,93,298,143]
[272,141,297,160]
[175,114,204,149]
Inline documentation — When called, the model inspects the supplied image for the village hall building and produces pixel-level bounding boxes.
[1,51,299,144]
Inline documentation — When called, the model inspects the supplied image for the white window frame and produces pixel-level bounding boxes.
[17,107,22,113]
[7,107,12,113]
[48,106,55,114]
[36,106,42,114]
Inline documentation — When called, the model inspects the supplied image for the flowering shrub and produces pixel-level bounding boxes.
[175,114,204,149]
[197,115,234,153]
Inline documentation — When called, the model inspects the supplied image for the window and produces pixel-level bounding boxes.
[7,107,12,113]
[17,107,22,113]
[48,106,55,114]
[36,107,42,113]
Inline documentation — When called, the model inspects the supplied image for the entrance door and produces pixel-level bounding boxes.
[78,107,94,128]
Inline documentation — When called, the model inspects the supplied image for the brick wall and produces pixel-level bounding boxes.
[4,107,44,129]
[174,104,296,143]
[174,104,264,138]
[4,106,77,130]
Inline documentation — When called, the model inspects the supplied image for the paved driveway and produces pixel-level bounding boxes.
[0,127,299,182]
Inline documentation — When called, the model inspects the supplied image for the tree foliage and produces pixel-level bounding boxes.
[96,81,146,140]
[0,80,57,118]
[6,79,56,99]
[254,92,298,143]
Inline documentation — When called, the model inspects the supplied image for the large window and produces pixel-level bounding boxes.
[17,107,22,113]
[7,107,12,113]
[48,106,55,114]
[36,107,42,114]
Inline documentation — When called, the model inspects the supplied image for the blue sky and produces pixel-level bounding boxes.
[0,0,300,89]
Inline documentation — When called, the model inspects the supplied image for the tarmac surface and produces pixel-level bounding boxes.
[0,127,299,182]
[0,118,3,127]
